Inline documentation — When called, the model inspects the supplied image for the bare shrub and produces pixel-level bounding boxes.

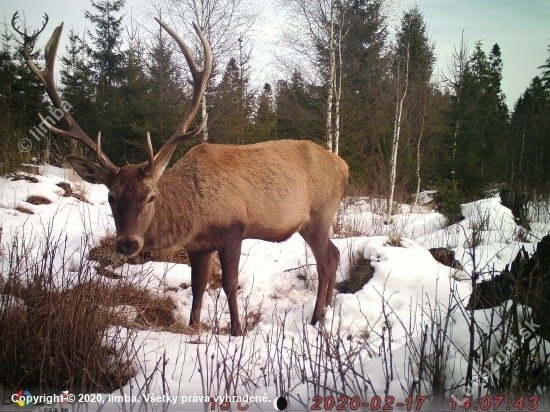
[0,230,137,394]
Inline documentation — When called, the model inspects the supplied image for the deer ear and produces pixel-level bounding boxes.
[66,155,112,186]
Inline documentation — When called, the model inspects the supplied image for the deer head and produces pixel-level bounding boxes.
[14,14,212,256]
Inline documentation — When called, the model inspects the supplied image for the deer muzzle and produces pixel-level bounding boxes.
[116,236,143,257]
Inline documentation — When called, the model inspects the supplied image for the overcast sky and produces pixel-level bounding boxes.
[2,0,549,110]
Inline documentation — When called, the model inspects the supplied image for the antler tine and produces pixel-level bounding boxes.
[11,11,27,38]
[96,132,119,173]
[146,132,155,170]
[150,19,213,168]
[11,12,119,175]
[31,13,49,40]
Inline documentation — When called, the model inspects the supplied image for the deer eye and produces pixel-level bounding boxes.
[148,195,156,203]
[108,194,114,203]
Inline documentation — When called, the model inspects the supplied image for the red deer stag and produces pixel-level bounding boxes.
[15,14,349,336]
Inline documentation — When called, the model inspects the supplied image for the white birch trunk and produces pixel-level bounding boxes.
[334,17,344,156]
[201,94,208,142]
[386,45,409,224]
[325,0,336,152]
[413,91,427,208]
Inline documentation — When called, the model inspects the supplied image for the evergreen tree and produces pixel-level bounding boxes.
[60,30,96,137]
[440,41,508,200]
[84,0,127,162]
[117,26,150,163]
[209,57,254,144]
[0,25,27,171]
[0,20,51,170]
[142,26,189,163]
[274,68,324,142]
[338,0,392,186]
[253,83,276,142]
[539,40,550,89]
[508,76,550,192]
[84,0,126,87]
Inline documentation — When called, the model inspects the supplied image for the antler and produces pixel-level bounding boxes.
[143,19,213,172]
[11,12,119,175]
[11,11,49,46]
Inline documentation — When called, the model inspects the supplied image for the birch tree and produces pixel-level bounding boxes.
[386,7,434,221]
[385,43,409,224]
[278,0,345,152]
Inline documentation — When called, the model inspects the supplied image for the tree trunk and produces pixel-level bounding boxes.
[413,91,427,208]
[334,15,345,156]
[386,45,409,224]
[201,95,208,142]
[325,0,336,152]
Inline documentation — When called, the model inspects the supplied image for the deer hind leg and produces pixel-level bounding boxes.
[299,216,340,326]
[218,239,243,336]
[188,252,213,327]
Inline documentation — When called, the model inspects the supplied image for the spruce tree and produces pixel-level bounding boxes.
[274,68,324,142]
[209,57,254,144]
[440,41,507,200]
[539,40,550,89]
[60,30,96,139]
[253,83,276,143]
[84,0,126,162]
[142,26,189,163]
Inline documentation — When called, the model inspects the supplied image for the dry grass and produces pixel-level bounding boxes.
[213,300,262,335]
[15,206,34,214]
[25,195,52,205]
[384,235,403,247]
[208,256,223,289]
[89,235,222,289]
[56,181,90,203]
[336,254,374,294]
[89,235,190,267]
[68,281,179,331]
[10,173,38,183]
[0,234,137,394]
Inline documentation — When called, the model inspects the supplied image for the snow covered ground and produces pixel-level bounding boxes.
[1,166,549,411]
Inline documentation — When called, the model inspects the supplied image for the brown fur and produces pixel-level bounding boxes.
[69,139,348,335]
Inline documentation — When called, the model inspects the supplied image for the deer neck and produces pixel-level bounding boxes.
[142,171,196,252]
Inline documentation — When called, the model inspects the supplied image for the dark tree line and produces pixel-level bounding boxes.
[1,0,550,216]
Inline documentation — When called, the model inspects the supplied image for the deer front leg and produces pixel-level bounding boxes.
[189,252,213,327]
[218,239,243,336]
